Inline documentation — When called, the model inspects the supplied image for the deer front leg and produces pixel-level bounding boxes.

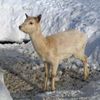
[75,54,89,80]
[51,62,58,91]
[44,62,49,91]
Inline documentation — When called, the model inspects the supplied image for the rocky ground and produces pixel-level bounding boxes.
[0,41,100,100]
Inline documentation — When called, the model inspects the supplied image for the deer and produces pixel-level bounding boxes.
[19,14,89,91]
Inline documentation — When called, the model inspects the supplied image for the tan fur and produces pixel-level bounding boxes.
[19,14,89,91]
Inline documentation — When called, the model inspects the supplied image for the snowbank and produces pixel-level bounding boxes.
[0,0,98,40]
[0,68,13,100]
[0,0,32,42]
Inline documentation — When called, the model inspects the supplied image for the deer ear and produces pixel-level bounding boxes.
[35,14,41,23]
[25,13,29,18]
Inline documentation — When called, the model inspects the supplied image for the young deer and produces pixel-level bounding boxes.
[19,14,89,91]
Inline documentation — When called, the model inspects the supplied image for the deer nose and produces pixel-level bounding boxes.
[19,25,22,29]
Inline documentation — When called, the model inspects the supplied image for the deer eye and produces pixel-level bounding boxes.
[29,22,33,25]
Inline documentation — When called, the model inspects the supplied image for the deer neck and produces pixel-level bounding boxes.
[29,30,48,60]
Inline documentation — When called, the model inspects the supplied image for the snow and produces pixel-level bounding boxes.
[0,0,31,42]
[0,0,99,37]
[0,0,94,41]
[0,69,13,100]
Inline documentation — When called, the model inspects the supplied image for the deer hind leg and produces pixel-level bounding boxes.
[51,61,59,91]
[44,62,49,91]
[75,54,89,80]
[82,55,89,80]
